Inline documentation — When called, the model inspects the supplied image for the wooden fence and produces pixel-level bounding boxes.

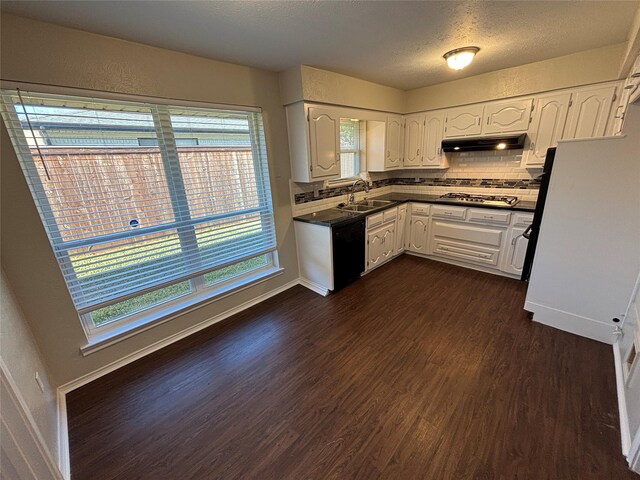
[33,146,259,245]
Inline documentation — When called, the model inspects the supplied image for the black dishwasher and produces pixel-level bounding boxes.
[332,219,366,291]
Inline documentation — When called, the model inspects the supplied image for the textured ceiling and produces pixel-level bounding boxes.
[2,1,639,90]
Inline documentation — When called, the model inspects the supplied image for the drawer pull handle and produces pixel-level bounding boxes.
[483,215,494,219]
[444,212,452,215]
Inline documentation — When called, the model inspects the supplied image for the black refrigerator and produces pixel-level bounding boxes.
[521,147,556,281]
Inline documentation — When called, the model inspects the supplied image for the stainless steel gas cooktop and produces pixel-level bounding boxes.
[439,192,520,207]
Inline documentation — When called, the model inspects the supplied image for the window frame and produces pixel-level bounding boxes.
[80,252,280,347]
[339,118,363,179]
[1,82,283,347]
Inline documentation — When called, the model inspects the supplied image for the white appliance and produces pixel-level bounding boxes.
[524,103,640,344]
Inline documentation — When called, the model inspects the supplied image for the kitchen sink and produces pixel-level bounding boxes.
[339,204,378,212]
[356,199,394,207]
[338,199,395,212]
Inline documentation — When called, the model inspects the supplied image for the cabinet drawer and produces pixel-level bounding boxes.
[411,203,430,215]
[367,212,384,228]
[432,205,467,220]
[432,220,504,247]
[513,212,534,227]
[383,207,398,223]
[432,239,501,267]
[467,209,511,225]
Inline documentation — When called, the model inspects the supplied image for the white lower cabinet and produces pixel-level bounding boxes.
[430,220,503,267]
[395,205,407,255]
[501,213,533,275]
[362,202,533,278]
[367,222,395,270]
[403,203,534,277]
[501,226,529,275]
[365,205,402,272]
[408,215,429,254]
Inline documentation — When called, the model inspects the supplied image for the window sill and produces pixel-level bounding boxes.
[80,266,284,356]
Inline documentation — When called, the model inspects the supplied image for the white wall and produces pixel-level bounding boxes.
[1,270,60,474]
[405,43,627,112]
[279,65,406,112]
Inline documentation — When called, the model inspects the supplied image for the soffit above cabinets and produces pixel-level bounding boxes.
[2,1,639,90]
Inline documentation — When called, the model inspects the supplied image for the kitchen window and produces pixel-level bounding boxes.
[339,118,361,178]
[0,89,280,344]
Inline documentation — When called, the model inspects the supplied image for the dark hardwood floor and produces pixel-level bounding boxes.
[67,256,634,479]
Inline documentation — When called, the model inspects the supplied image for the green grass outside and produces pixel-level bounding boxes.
[90,254,268,326]
[73,221,262,277]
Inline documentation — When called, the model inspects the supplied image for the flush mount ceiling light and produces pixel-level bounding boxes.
[443,46,480,70]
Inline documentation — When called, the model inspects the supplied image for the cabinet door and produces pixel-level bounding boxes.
[395,206,407,255]
[408,215,429,254]
[385,115,404,169]
[613,78,639,136]
[444,105,484,138]
[483,99,533,134]
[367,228,384,270]
[524,93,571,166]
[501,226,529,275]
[423,111,448,168]
[308,107,341,179]
[563,85,616,139]
[381,225,396,261]
[403,114,424,167]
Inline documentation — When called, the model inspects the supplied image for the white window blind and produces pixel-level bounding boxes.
[339,119,360,178]
[0,90,277,316]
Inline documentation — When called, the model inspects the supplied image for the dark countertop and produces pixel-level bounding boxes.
[293,193,536,227]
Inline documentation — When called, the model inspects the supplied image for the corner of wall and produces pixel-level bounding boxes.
[278,65,304,106]
[0,270,63,478]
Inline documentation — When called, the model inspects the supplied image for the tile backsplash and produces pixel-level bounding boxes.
[291,150,541,215]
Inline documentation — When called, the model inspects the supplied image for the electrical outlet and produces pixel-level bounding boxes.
[34,372,45,393]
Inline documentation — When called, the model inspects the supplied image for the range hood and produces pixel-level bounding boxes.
[441,133,526,152]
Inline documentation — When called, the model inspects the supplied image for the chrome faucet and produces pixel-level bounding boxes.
[348,178,370,204]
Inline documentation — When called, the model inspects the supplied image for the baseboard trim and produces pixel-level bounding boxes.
[404,251,520,280]
[0,360,63,480]
[298,278,330,296]
[524,301,615,344]
[55,278,300,479]
[56,390,70,480]
[613,342,632,457]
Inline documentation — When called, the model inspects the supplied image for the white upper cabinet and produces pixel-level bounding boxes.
[613,54,640,135]
[308,107,341,179]
[483,99,533,134]
[563,84,617,139]
[385,115,404,169]
[403,114,424,167]
[523,92,571,167]
[423,111,449,169]
[444,105,484,138]
[286,102,344,183]
[445,100,532,138]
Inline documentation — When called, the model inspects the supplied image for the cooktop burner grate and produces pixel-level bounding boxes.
[439,192,519,206]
